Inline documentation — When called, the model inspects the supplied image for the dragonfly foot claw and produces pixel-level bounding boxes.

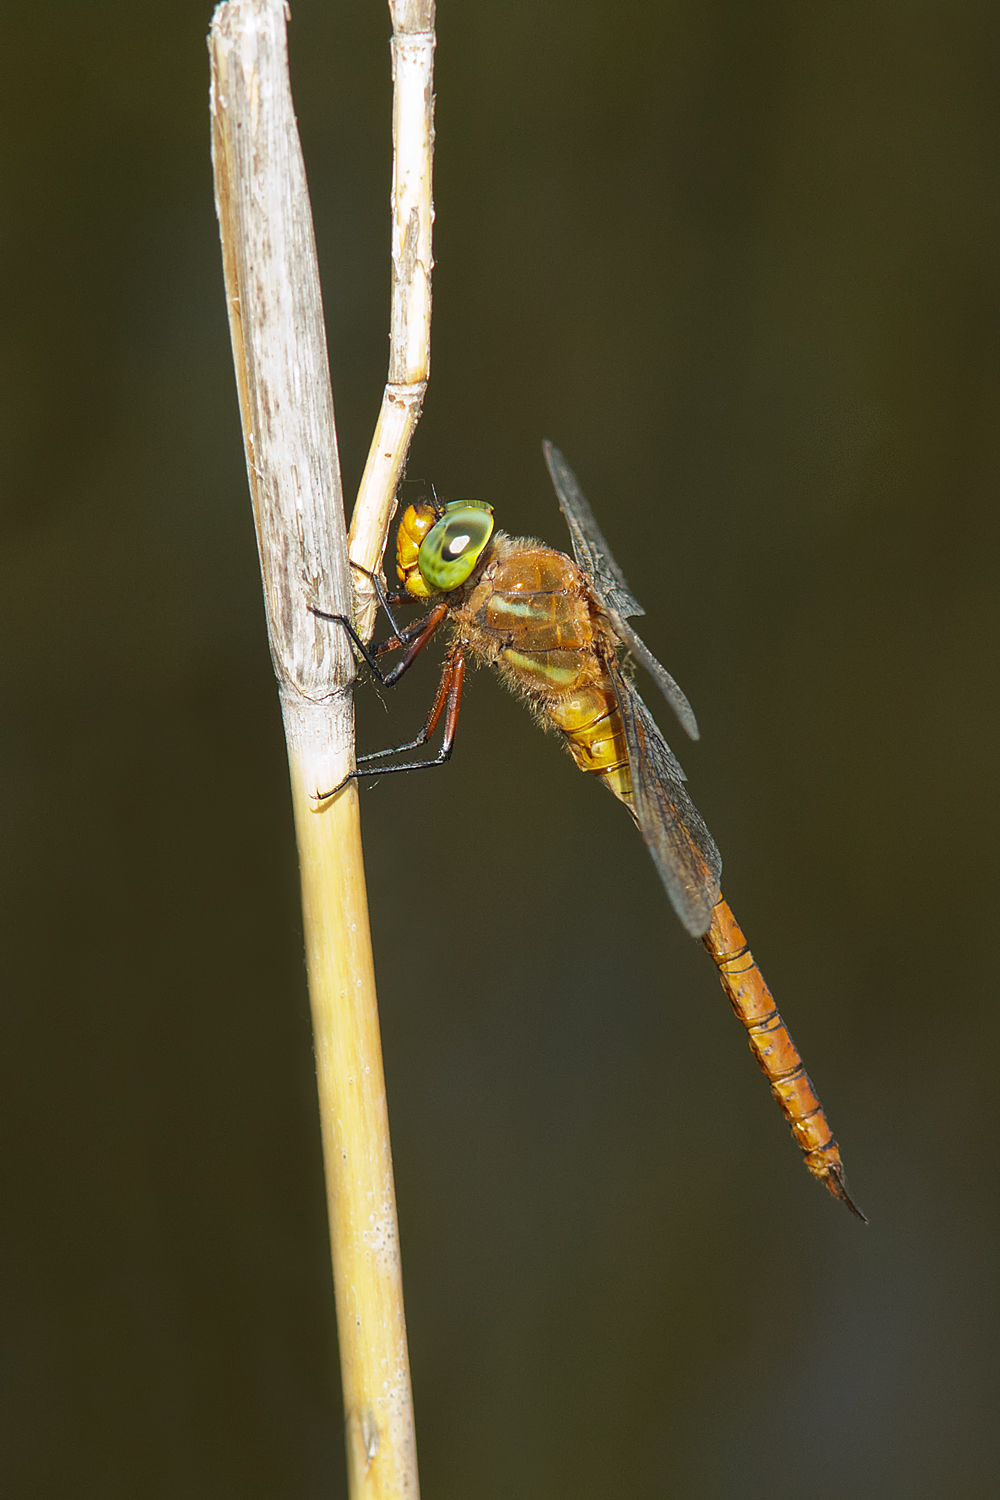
[311,773,354,804]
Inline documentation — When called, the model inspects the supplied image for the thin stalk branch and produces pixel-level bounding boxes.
[349,0,436,642]
[208,3,418,1494]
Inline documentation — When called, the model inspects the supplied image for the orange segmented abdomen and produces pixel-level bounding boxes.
[702,896,865,1219]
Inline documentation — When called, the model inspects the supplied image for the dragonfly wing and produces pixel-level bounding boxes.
[609,608,700,742]
[543,440,646,619]
[611,662,722,937]
[543,441,700,741]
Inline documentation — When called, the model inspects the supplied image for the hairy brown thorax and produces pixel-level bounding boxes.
[448,534,634,804]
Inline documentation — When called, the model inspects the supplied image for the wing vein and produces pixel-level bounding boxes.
[610,660,721,937]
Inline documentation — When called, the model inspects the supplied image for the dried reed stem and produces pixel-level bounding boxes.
[209,2,418,1493]
[349,0,436,641]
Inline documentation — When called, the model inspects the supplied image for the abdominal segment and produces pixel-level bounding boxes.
[702,896,859,1209]
[547,681,633,805]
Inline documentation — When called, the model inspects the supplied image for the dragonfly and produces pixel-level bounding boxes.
[313,443,865,1219]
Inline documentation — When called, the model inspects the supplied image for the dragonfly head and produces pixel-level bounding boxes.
[397,499,494,599]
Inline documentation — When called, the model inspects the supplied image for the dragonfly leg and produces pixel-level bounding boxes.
[310,601,447,686]
[313,646,466,801]
[347,560,410,640]
[378,604,449,686]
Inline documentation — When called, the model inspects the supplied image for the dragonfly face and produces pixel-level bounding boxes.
[317,446,865,1220]
[396,498,494,599]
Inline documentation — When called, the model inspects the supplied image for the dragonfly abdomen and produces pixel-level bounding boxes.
[548,680,633,805]
[702,896,865,1219]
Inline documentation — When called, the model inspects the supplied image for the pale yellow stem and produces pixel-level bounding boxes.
[209,3,420,1494]
[283,697,417,1498]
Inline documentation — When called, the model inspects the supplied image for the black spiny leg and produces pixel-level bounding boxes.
[309,600,448,687]
[314,646,466,800]
[345,560,411,641]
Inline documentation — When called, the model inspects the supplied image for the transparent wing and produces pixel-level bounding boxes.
[610,661,722,937]
[609,610,700,741]
[543,440,646,619]
[543,440,699,741]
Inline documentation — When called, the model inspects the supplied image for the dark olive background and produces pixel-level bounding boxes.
[3,2,999,1496]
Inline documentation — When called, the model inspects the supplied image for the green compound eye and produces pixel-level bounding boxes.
[417,500,494,592]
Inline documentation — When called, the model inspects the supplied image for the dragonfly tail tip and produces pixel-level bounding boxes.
[825,1166,868,1223]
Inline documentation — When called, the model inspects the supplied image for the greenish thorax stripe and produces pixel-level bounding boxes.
[490,594,551,620]
[503,648,578,684]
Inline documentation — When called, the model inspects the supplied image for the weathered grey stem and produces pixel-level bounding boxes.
[209,3,419,1495]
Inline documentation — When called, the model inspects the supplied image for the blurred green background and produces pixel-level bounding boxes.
[3,1,999,1495]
